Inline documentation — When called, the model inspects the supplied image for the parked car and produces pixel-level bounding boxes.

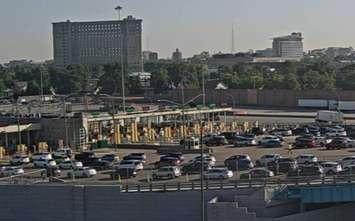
[165,152,184,162]
[240,168,274,179]
[219,132,238,144]
[292,127,310,136]
[224,155,254,171]
[204,167,233,180]
[10,154,30,165]
[338,165,355,177]
[115,160,144,171]
[251,127,266,135]
[261,140,283,148]
[31,152,52,161]
[324,126,347,137]
[233,136,257,147]
[85,158,113,170]
[193,155,216,166]
[0,166,24,177]
[267,157,298,174]
[53,155,70,164]
[295,154,318,165]
[270,128,292,136]
[155,156,181,168]
[256,154,281,167]
[110,168,138,179]
[100,154,119,163]
[259,136,280,145]
[74,152,96,165]
[202,133,218,144]
[152,166,181,180]
[320,162,342,175]
[67,167,97,178]
[287,165,324,178]
[339,156,355,168]
[294,137,317,149]
[41,166,61,177]
[52,148,72,158]
[345,139,355,148]
[205,136,228,146]
[123,153,146,163]
[58,160,83,170]
[181,161,212,174]
[326,139,347,150]
[33,159,57,168]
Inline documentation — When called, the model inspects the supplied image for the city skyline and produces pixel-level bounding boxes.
[2,0,355,63]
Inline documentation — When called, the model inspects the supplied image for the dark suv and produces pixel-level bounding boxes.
[205,136,228,146]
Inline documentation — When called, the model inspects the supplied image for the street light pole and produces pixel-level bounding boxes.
[181,82,186,149]
[200,119,205,221]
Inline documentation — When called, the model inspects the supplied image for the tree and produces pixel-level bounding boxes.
[151,68,170,93]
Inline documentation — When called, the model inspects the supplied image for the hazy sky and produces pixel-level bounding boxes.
[1,0,355,63]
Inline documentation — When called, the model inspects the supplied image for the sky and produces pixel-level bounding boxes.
[1,0,355,63]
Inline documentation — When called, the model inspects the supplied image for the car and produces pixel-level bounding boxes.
[205,136,229,146]
[295,154,318,165]
[204,167,233,180]
[114,160,144,171]
[324,126,347,137]
[181,161,212,174]
[339,156,355,168]
[294,137,317,149]
[267,157,298,174]
[320,162,342,175]
[261,139,283,148]
[240,168,274,179]
[256,154,281,167]
[338,165,355,177]
[58,160,83,170]
[292,127,310,136]
[41,166,61,177]
[251,127,266,135]
[165,152,185,162]
[219,132,239,144]
[33,159,57,168]
[152,166,181,180]
[52,148,72,158]
[0,166,25,177]
[10,154,30,165]
[224,155,254,171]
[74,152,96,165]
[53,155,71,164]
[110,168,138,179]
[259,136,280,145]
[233,136,257,147]
[270,128,292,136]
[193,155,216,166]
[123,153,146,163]
[202,133,218,144]
[100,154,120,163]
[67,167,97,178]
[326,139,347,150]
[287,165,324,178]
[85,158,113,170]
[31,152,52,161]
[155,156,181,168]
[345,139,355,148]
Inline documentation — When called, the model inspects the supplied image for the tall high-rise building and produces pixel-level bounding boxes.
[272,32,304,59]
[172,48,183,62]
[53,15,142,72]
[143,51,158,62]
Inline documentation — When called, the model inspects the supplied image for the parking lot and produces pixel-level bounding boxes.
[3,135,355,185]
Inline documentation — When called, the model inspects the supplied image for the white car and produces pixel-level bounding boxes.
[59,160,83,170]
[33,159,57,168]
[152,166,181,180]
[31,152,52,161]
[256,154,281,166]
[295,154,318,164]
[115,160,144,170]
[67,167,97,178]
[345,139,355,148]
[339,156,355,168]
[10,155,30,165]
[193,155,216,166]
[325,127,347,137]
[259,136,280,145]
[0,167,25,177]
[270,129,292,136]
[204,168,233,180]
[321,162,342,175]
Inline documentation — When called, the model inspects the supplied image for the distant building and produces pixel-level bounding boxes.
[172,48,183,62]
[208,53,254,68]
[255,48,273,57]
[310,47,354,58]
[5,60,33,68]
[143,51,158,62]
[53,15,142,72]
[272,32,304,59]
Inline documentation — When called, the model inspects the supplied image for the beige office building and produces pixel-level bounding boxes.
[53,16,142,72]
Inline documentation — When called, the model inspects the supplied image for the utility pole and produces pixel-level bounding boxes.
[181,81,186,149]
[40,67,44,115]
[202,65,206,107]
[200,119,205,221]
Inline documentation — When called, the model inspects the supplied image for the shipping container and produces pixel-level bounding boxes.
[298,99,328,108]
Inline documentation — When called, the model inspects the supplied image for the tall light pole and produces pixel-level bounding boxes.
[115,6,126,112]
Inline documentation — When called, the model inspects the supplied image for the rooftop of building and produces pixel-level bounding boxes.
[52,15,142,25]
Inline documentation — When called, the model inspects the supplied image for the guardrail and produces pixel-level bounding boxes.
[0,169,46,185]
[120,175,355,193]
